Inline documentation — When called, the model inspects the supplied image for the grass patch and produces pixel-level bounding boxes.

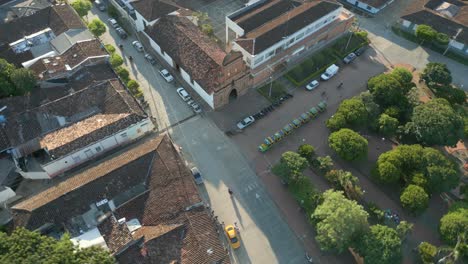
[257,81,287,102]
[285,33,368,87]
[392,26,468,66]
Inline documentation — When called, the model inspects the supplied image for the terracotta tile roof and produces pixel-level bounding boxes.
[97,214,134,254]
[0,4,85,47]
[131,0,179,22]
[145,15,227,93]
[0,78,146,158]
[401,0,468,43]
[235,1,341,54]
[29,39,108,80]
[11,136,164,229]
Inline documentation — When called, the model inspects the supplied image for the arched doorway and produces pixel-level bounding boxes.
[229,89,238,102]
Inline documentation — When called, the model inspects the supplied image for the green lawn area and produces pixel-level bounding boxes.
[257,81,287,102]
[391,26,468,66]
[285,33,368,87]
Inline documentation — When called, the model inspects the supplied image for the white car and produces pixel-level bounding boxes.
[108,18,119,28]
[132,41,143,52]
[306,80,319,91]
[144,53,156,65]
[191,103,202,113]
[176,87,191,101]
[237,116,255,130]
[159,69,174,82]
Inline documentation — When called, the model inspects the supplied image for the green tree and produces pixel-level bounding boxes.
[432,85,467,105]
[404,98,463,146]
[329,128,368,161]
[391,67,413,88]
[325,170,362,200]
[358,91,381,122]
[104,44,116,54]
[335,97,368,128]
[326,113,347,131]
[373,161,401,183]
[115,66,130,82]
[378,113,399,137]
[396,221,414,240]
[280,151,309,183]
[0,58,15,78]
[88,19,107,37]
[418,242,437,264]
[297,144,315,162]
[71,0,92,18]
[415,24,437,44]
[355,225,402,264]
[400,184,429,214]
[312,190,369,253]
[10,68,36,95]
[435,32,450,45]
[421,62,452,85]
[368,73,409,108]
[316,156,334,173]
[109,53,123,68]
[0,228,114,263]
[439,202,468,245]
[127,79,139,92]
[201,23,213,36]
[0,77,15,98]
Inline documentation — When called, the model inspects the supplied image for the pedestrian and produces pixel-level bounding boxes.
[228,188,233,196]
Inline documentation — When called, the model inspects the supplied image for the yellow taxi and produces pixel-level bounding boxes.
[224,225,241,249]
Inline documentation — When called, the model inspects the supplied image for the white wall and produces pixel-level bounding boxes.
[401,19,411,28]
[450,40,465,50]
[135,11,148,32]
[346,0,381,13]
[180,68,214,108]
[41,119,154,178]
[233,7,342,69]
[0,187,15,204]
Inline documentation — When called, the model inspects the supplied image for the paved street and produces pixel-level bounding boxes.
[89,6,307,264]
[355,0,468,89]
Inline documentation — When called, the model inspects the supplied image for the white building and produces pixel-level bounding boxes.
[344,0,394,14]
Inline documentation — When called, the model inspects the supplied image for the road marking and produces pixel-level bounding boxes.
[255,193,260,199]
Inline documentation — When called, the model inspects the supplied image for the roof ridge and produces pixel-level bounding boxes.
[12,135,166,212]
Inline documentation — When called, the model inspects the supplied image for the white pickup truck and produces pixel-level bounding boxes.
[320,64,339,81]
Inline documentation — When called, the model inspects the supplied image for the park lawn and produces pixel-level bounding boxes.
[257,81,287,102]
[285,33,368,87]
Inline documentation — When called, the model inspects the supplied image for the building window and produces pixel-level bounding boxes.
[121,132,128,138]
[95,146,102,152]
[366,5,372,10]
[295,32,304,41]
[323,19,328,24]
[72,155,81,163]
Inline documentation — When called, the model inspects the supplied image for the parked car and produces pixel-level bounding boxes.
[343,52,357,64]
[132,40,143,52]
[237,116,255,130]
[355,45,368,56]
[144,53,156,65]
[108,18,119,28]
[190,167,203,184]
[191,103,202,113]
[176,87,191,101]
[320,64,339,80]
[116,27,127,39]
[159,69,174,82]
[94,0,105,11]
[224,225,241,249]
[305,80,319,91]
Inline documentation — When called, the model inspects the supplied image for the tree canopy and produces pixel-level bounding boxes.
[391,67,413,88]
[378,114,399,137]
[280,151,309,183]
[415,24,437,44]
[297,144,315,162]
[328,128,368,161]
[418,242,437,264]
[374,144,459,195]
[400,184,429,214]
[88,19,107,37]
[439,202,468,245]
[326,98,368,131]
[0,58,36,98]
[421,62,452,85]
[403,98,463,146]
[367,73,409,108]
[355,225,402,264]
[0,228,114,264]
[312,190,368,253]
[71,0,92,18]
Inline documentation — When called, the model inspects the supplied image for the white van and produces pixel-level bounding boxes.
[320,64,339,80]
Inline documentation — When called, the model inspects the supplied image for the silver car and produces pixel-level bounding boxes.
[144,53,156,65]
[132,40,143,52]
[237,116,255,130]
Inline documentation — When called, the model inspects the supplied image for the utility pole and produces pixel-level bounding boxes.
[443,28,462,56]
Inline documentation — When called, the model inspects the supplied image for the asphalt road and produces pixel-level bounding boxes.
[89,7,307,264]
